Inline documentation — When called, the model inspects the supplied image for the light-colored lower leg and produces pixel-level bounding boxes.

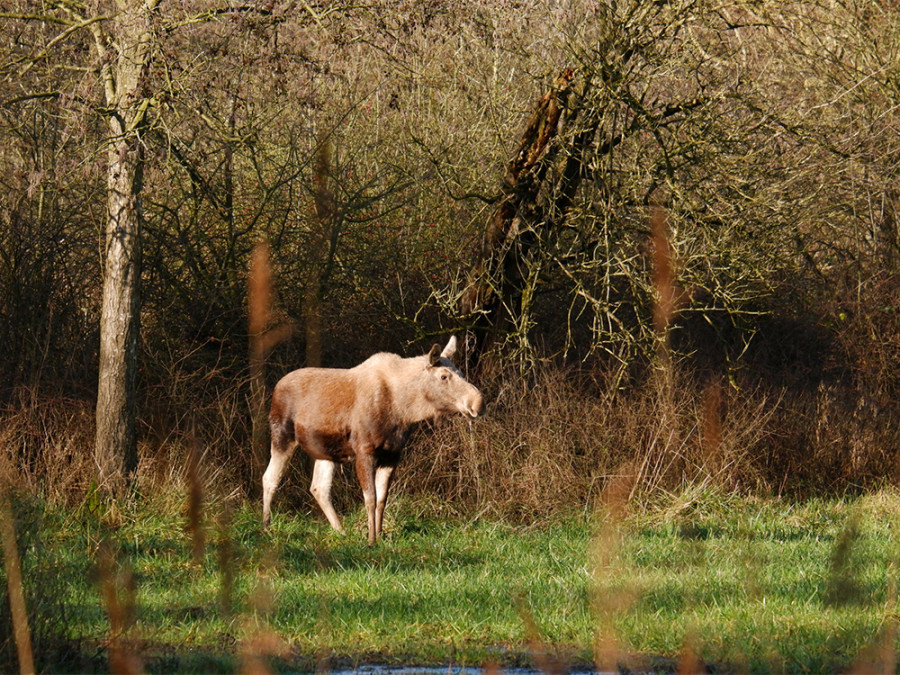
[310,460,344,533]
[262,448,292,527]
[355,452,377,545]
[374,465,395,538]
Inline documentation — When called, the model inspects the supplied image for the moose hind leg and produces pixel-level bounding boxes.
[310,459,344,534]
[262,423,296,528]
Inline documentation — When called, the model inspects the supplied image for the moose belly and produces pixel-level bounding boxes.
[303,430,356,462]
[302,426,410,463]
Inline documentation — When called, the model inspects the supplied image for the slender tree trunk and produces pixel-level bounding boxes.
[305,138,336,368]
[95,135,143,493]
[93,0,160,494]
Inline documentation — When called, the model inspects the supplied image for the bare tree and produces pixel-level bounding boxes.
[92,0,161,494]
[2,0,289,493]
[1,0,164,492]
[3,0,334,492]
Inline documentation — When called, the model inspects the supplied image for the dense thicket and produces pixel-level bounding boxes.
[1,0,899,508]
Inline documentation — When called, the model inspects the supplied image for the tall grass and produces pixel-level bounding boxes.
[0,391,95,506]
[0,349,895,524]
[396,363,778,524]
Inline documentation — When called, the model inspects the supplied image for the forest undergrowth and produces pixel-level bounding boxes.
[2,317,900,673]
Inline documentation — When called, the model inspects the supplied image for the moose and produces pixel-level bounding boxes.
[262,336,484,544]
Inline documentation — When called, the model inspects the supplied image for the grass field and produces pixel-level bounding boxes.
[3,487,899,673]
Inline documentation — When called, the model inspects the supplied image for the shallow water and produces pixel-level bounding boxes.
[329,667,612,675]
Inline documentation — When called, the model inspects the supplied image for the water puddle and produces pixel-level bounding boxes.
[329,667,612,675]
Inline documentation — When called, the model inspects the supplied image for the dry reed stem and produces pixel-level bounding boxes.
[0,475,35,675]
[239,550,286,675]
[313,546,336,674]
[248,240,294,485]
[650,206,678,340]
[305,135,335,368]
[249,243,295,363]
[97,541,142,675]
[701,379,723,462]
[186,432,205,564]
[514,593,565,675]
[648,207,685,490]
[249,242,273,358]
[676,630,703,675]
[217,506,236,620]
[239,624,287,673]
[239,630,284,675]
[591,464,637,673]
[846,576,898,674]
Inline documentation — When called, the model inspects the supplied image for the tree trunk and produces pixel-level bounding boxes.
[305,138,337,368]
[95,138,143,493]
[460,68,582,364]
[93,0,160,495]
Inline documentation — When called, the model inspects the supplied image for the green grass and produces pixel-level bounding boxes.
[3,488,899,673]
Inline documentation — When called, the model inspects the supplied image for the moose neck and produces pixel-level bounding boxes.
[391,356,443,425]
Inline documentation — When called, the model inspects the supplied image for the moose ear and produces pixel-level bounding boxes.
[440,335,458,359]
[427,343,442,366]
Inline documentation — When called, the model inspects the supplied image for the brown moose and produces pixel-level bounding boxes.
[262,336,484,544]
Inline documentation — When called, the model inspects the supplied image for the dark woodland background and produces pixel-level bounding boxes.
[3,0,900,517]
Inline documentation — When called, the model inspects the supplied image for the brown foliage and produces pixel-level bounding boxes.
[2,0,900,512]
[393,365,775,522]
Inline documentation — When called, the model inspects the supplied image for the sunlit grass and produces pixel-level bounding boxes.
[3,488,899,672]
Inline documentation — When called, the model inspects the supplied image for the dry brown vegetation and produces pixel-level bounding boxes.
[1,0,899,512]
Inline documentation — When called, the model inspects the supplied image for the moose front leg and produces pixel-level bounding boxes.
[374,464,395,540]
[354,448,378,546]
